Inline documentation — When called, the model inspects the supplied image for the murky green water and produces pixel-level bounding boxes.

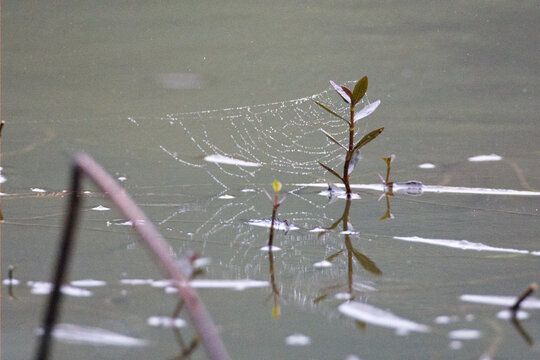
[3,2,540,359]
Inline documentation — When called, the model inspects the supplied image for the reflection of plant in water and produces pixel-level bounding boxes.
[315,77,383,199]
[316,198,382,302]
[262,180,285,318]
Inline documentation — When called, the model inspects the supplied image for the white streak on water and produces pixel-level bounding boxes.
[393,236,532,254]
[204,154,261,167]
[468,154,502,162]
[460,294,540,308]
[298,183,540,196]
[35,323,149,347]
[70,279,107,287]
[339,301,430,334]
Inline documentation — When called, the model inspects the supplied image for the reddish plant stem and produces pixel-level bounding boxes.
[36,153,230,360]
[342,105,355,198]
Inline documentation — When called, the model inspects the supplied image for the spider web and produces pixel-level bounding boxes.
[129,81,377,189]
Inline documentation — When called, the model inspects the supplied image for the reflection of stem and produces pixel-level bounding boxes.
[268,250,280,318]
[8,265,16,299]
[35,153,230,360]
[510,316,534,346]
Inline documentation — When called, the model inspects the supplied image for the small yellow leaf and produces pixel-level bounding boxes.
[272,180,282,194]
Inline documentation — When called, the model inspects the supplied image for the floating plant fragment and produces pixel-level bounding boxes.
[393,236,533,255]
[203,154,261,167]
[338,302,431,334]
[35,323,149,347]
[468,154,502,162]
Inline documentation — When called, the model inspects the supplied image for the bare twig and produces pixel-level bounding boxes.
[510,282,538,314]
[35,153,230,360]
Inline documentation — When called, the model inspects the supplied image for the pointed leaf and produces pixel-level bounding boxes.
[321,129,347,151]
[318,161,344,182]
[352,76,368,105]
[313,100,348,123]
[353,127,384,152]
[330,80,351,104]
[351,247,382,275]
[354,99,381,122]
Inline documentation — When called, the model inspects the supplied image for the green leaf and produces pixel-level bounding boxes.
[313,100,347,123]
[351,247,382,275]
[318,161,344,182]
[352,76,368,106]
[321,129,347,151]
[353,127,384,152]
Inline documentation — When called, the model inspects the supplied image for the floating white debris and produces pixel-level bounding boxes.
[151,280,172,288]
[468,154,502,162]
[0,175,6,183]
[299,183,540,196]
[434,315,460,325]
[188,279,269,291]
[91,205,110,211]
[393,236,531,254]
[70,279,106,287]
[247,219,299,231]
[418,163,436,169]
[147,316,187,328]
[3,278,20,285]
[354,100,381,122]
[309,227,326,233]
[31,188,46,193]
[313,260,332,268]
[448,329,481,340]
[496,309,529,320]
[260,245,282,252]
[335,293,353,300]
[36,323,148,347]
[241,188,256,192]
[285,333,311,346]
[28,281,92,297]
[204,154,261,167]
[460,294,540,309]
[117,176,127,182]
[338,302,430,334]
[218,194,235,199]
[120,279,153,286]
[340,230,358,235]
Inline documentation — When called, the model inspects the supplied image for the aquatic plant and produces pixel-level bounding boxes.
[262,180,286,249]
[314,77,383,198]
